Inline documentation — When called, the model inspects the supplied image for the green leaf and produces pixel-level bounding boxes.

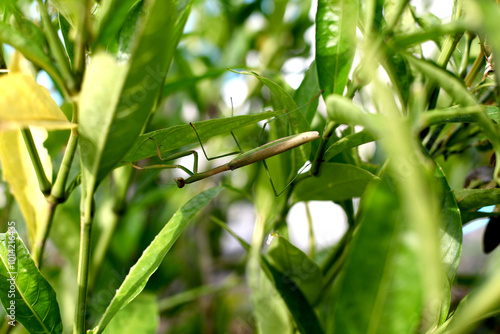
[213,218,324,334]
[453,188,500,211]
[78,0,192,192]
[293,60,321,124]
[401,52,477,106]
[58,14,74,65]
[266,234,323,305]
[89,187,222,334]
[0,22,63,89]
[0,231,63,333]
[444,248,500,334]
[328,180,422,334]
[105,293,158,334]
[122,110,279,162]
[435,164,462,285]
[323,130,376,161]
[293,163,378,202]
[230,70,310,167]
[261,257,325,334]
[315,0,357,97]
[95,0,139,48]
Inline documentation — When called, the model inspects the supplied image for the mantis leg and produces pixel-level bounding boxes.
[129,138,199,176]
[190,124,243,161]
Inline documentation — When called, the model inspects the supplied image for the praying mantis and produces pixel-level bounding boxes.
[131,99,321,195]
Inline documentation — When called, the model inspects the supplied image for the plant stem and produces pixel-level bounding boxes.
[36,0,76,93]
[33,132,78,266]
[32,200,56,267]
[74,193,94,334]
[305,202,315,257]
[51,132,78,201]
[311,122,337,176]
[21,128,51,195]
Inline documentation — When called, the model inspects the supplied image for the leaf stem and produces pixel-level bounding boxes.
[33,132,78,266]
[36,0,77,93]
[21,128,51,195]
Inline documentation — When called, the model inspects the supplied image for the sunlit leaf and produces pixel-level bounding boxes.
[0,129,51,246]
[315,0,357,97]
[78,0,192,193]
[0,74,74,130]
[0,231,63,333]
[105,293,158,334]
[89,187,222,334]
[123,111,279,162]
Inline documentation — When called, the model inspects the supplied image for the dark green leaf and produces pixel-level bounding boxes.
[453,188,500,211]
[266,234,323,305]
[328,180,422,334]
[315,0,357,97]
[0,231,63,333]
[95,0,140,48]
[293,163,378,202]
[323,130,376,161]
[214,218,325,334]
[293,60,321,124]
[89,187,222,334]
[122,111,278,162]
[58,14,74,65]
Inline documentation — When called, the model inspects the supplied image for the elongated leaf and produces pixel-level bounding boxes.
[315,0,357,97]
[79,0,192,191]
[436,164,462,285]
[453,188,500,211]
[95,0,139,48]
[329,180,422,334]
[0,129,51,246]
[214,219,325,333]
[0,231,62,333]
[293,163,378,202]
[0,74,75,130]
[401,53,477,106]
[232,70,312,193]
[105,293,158,334]
[323,130,375,161]
[58,14,74,65]
[266,234,323,305]
[123,110,278,162]
[293,61,321,124]
[89,187,222,334]
[445,248,500,334]
[0,23,63,89]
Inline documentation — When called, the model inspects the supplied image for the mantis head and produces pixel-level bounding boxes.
[174,177,186,188]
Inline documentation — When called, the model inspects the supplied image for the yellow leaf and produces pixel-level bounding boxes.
[0,128,51,246]
[0,73,76,130]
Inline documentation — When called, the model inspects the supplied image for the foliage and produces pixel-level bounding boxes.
[1,0,500,333]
